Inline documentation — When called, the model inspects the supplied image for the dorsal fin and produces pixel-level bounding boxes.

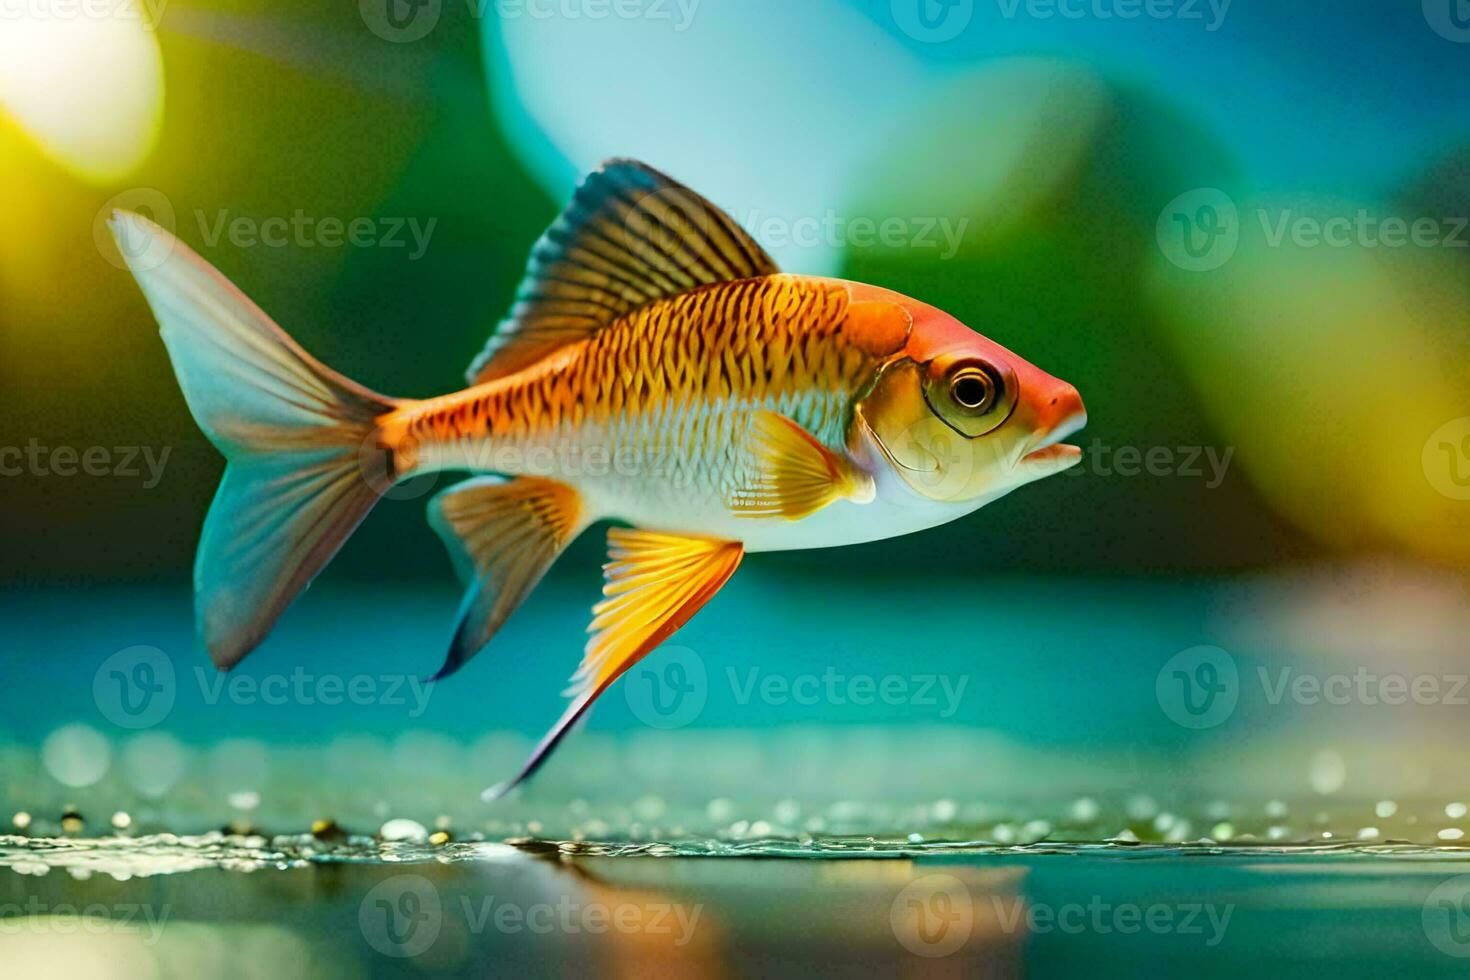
[468,159,779,385]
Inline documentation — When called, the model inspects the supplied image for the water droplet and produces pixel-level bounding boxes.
[380,818,427,843]
[1375,800,1398,818]
[1358,827,1380,839]
[1447,802,1467,819]
[12,812,31,831]
[1265,799,1289,818]
[110,811,131,831]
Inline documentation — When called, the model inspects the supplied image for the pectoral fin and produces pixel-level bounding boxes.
[730,410,874,520]
[482,528,743,801]
[428,476,585,680]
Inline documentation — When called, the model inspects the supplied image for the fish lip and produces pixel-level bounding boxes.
[1022,443,1082,466]
[1017,409,1087,466]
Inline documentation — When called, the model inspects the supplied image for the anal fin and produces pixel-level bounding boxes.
[730,410,874,520]
[482,528,743,800]
[428,476,585,679]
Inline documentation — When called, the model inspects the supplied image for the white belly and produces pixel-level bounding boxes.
[573,451,1013,553]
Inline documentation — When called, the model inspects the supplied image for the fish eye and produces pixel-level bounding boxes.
[949,369,995,413]
[924,357,1017,438]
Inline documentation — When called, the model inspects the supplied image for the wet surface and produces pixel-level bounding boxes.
[5,837,1470,977]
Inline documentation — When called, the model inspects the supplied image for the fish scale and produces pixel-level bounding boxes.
[394,275,874,494]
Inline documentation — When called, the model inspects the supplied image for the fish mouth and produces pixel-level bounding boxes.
[1022,443,1082,467]
[1018,405,1087,469]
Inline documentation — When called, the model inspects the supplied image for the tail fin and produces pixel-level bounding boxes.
[110,211,401,669]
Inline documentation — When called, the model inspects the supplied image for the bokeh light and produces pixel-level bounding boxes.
[0,3,164,183]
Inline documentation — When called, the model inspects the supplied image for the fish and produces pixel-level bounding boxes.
[109,159,1086,799]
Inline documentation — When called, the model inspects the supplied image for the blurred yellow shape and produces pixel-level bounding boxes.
[0,2,164,183]
[1148,192,1470,564]
[0,918,162,979]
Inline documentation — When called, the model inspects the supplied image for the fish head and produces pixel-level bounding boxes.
[849,287,1086,504]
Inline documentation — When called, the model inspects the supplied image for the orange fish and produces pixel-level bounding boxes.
[111,159,1085,797]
